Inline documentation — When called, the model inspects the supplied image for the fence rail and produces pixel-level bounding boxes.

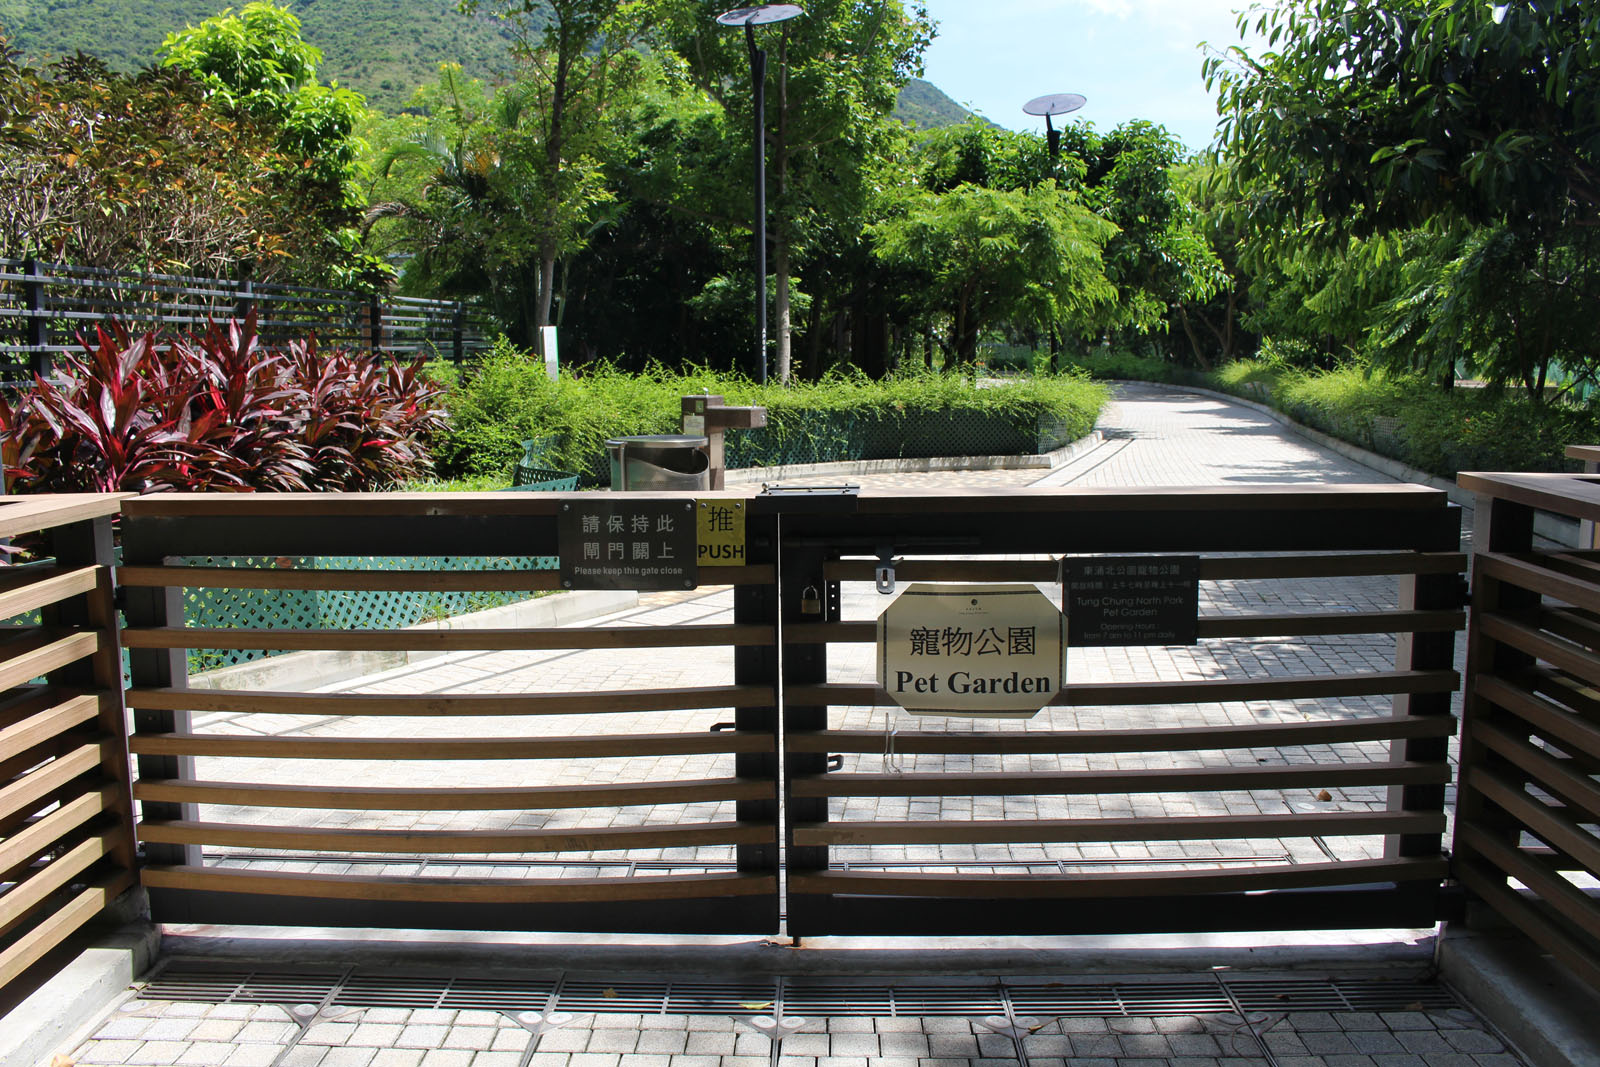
[1455,469,1600,995]
[0,258,496,381]
[0,493,137,990]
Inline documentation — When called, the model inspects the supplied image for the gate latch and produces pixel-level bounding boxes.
[875,545,898,595]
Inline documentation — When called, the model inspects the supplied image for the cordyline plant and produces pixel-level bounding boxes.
[0,313,446,494]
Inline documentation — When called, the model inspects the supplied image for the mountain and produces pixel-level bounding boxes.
[893,78,984,130]
[0,0,977,123]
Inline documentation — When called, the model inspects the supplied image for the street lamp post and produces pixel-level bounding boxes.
[1022,93,1086,371]
[1023,91,1087,160]
[717,4,804,384]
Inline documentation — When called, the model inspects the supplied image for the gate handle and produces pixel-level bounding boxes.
[710,722,737,732]
[826,754,844,772]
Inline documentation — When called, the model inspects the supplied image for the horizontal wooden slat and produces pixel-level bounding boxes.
[1455,858,1600,994]
[116,566,561,593]
[787,714,1457,755]
[1476,552,1600,614]
[1465,767,1600,878]
[791,761,1449,800]
[787,670,1457,709]
[0,870,133,989]
[1472,721,1600,822]
[124,685,775,717]
[0,693,99,756]
[824,552,1465,584]
[0,566,99,620]
[137,819,770,854]
[116,564,774,590]
[790,856,1446,899]
[794,811,1446,847]
[0,831,116,934]
[1458,472,1600,527]
[1479,613,1600,690]
[0,790,107,876]
[119,492,747,519]
[0,494,128,539]
[0,743,102,824]
[0,631,101,692]
[1475,674,1600,771]
[787,610,1462,646]
[134,777,768,811]
[129,731,773,760]
[850,484,1450,513]
[141,866,775,904]
[122,623,774,652]
[1458,824,1600,942]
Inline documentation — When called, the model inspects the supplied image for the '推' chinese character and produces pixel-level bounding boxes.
[942,627,974,656]
[909,627,940,655]
[1008,626,1037,655]
[706,505,736,533]
[975,627,1004,655]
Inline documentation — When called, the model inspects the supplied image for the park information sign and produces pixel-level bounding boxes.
[877,583,1066,719]
[1059,555,1200,646]
[559,500,697,590]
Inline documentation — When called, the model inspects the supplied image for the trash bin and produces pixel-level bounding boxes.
[606,435,711,491]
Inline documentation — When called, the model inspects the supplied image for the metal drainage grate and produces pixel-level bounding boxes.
[141,963,1462,1020]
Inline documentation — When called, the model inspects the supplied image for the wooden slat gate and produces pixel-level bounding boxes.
[106,484,1466,939]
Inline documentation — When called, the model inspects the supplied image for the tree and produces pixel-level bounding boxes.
[868,182,1116,366]
[458,0,651,342]
[656,0,935,381]
[1206,0,1600,392]
[159,2,380,285]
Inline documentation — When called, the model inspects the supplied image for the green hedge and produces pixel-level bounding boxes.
[436,343,1107,485]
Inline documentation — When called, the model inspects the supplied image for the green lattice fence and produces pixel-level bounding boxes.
[181,554,557,674]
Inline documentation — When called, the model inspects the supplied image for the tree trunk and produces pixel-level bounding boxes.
[774,241,792,383]
[772,36,793,383]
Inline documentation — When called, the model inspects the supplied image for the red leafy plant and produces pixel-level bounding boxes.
[0,314,445,494]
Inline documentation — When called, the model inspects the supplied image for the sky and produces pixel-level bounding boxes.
[915,0,1260,154]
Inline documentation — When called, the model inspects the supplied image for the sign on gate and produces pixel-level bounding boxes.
[877,583,1065,718]
[558,499,698,590]
[1060,555,1200,646]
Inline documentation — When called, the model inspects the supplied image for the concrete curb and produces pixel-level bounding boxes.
[189,589,639,693]
[0,923,160,1067]
[1164,383,1580,547]
[724,430,1106,485]
[1437,926,1600,1067]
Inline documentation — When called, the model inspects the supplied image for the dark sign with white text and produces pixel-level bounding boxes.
[1060,555,1200,646]
[559,500,697,590]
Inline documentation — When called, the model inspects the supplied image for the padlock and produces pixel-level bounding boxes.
[800,585,823,616]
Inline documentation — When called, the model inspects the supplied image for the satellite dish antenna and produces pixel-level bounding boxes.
[1022,92,1086,158]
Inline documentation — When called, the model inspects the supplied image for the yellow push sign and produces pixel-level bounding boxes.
[696,499,747,565]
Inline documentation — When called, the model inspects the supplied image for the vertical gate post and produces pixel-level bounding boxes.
[452,305,465,364]
[782,544,832,888]
[734,506,781,927]
[1453,495,1540,917]
[121,519,203,879]
[1386,507,1465,907]
[23,257,49,377]
[42,515,138,878]
[368,294,384,352]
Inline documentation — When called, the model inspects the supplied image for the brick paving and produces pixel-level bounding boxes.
[57,383,1514,1067]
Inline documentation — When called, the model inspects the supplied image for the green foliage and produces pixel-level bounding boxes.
[436,340,1106,482]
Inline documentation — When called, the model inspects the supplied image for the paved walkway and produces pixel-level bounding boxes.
[57,384,1510,1067]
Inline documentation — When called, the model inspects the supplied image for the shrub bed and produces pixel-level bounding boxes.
[438,342,1107,484]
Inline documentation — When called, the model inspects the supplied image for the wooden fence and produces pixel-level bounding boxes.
[1455,469,1600,994]
[115,492,782,933]
[777,484,1465,935]
[0,493,137,990]
[0,258,496,381]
